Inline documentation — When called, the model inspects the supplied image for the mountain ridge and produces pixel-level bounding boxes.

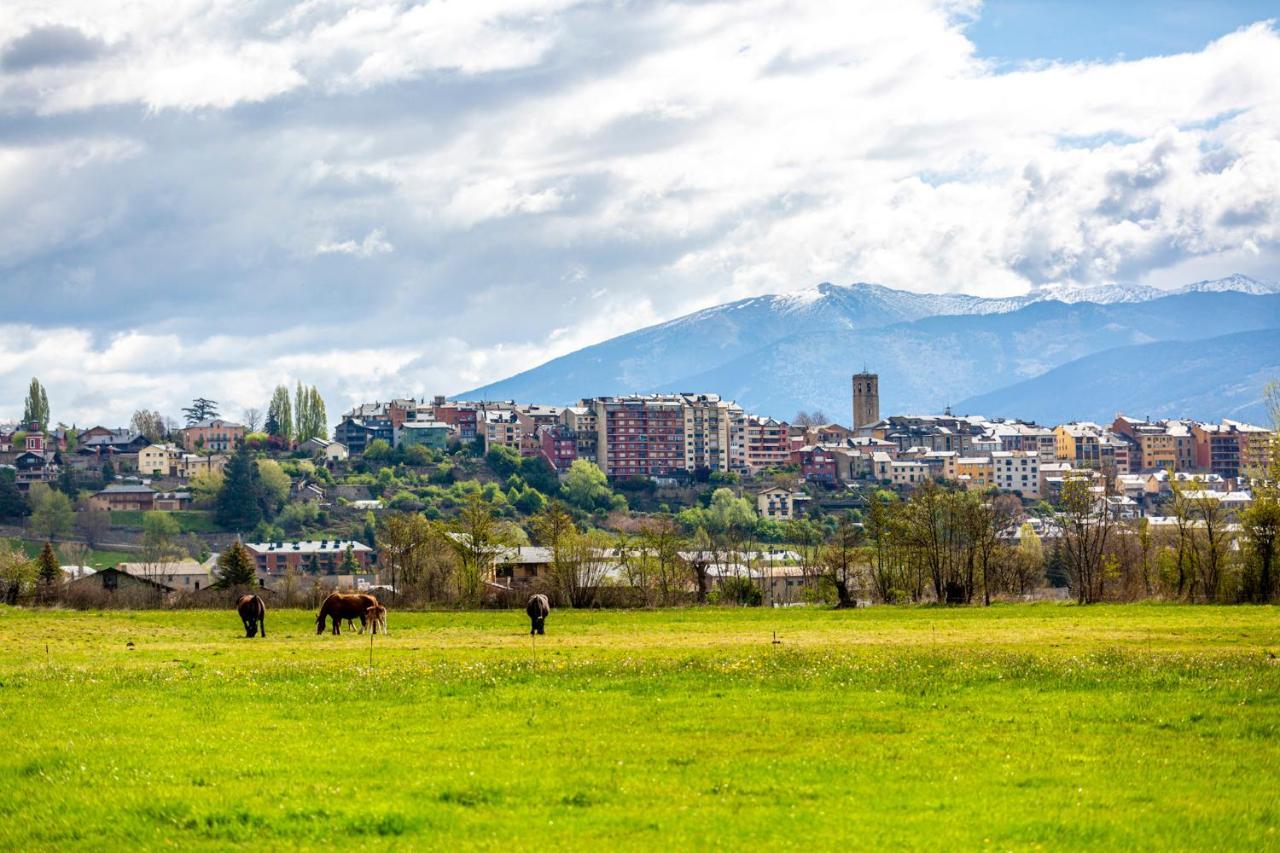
[456,275,1280,420]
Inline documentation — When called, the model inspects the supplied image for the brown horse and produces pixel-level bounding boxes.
[236,594,266,638]
[316,592,379,635]
[361,604,388,635]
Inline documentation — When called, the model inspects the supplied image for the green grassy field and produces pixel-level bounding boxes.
[2,604,1278,850]
[109,510,223,533]
[16,540,137,569]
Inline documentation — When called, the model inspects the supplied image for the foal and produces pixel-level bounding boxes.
[361,604,388,635]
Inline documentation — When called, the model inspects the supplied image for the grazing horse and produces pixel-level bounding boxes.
[236,594,266,638]
[526,593,550,636]
[316,592,379,635]
[361,604,388,635]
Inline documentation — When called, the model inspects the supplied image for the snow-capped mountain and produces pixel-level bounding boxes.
[456,275,1280,420]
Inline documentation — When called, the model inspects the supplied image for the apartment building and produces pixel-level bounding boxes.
[538,424,579,472]
[872,451,929,486]
[483,410,523,454]
[681,394,745,473]
[955,457,993,490]
[430,397,479,439]
[1111,415,1178,471]
[244,540,376,575]
[1054,422,1104,467]
[560,405,599,460]
[991,450,1041,499]
[745,416,791,472]
[591,396,687,477]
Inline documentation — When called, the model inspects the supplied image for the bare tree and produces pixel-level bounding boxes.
[639,514,685,605]
[445,494,510,606]
[130,410,169,443]
[1059,477,1113,604]
[242,407,263,433]
[821,513,864,608]
[76,504,111,549]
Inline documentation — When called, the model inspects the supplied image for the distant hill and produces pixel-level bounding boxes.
[456,275,1280,421]
[954,329,1280,425]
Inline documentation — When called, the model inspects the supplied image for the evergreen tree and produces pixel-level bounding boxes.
[214,540,258,588]
[340,544,359,574]
[36,541,61,588]
[101,461,116,483]
[182,397,219,426]
[57,467,78,498]
[216,449,264,530]
[22,378,50,428]
[0,470,29,520]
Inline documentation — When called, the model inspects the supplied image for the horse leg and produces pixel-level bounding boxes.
[259,612,265,638]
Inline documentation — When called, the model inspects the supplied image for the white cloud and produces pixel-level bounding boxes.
[0,2,1278,423]
[314,228,393,257]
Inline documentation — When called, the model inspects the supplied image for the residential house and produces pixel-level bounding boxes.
[116,560,211,592]
[154,491,192,511]
[301,437,350,464]
[77,429,150,458]
[335,405,395,455]
[756,487,810,520]
[90,484,156,511]
[139,443,183,477]
[10,423,60,489]
[791,445,837,484]
[538,424,578,472]
[396,421,449,450]
[872,452,930,486]
[180,419,245,452]
[181,453,229,479]
[65,567,172,600]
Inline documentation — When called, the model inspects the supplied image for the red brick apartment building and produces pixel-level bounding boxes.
[590,396,686,477]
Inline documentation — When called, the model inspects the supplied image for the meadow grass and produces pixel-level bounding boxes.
[1,604,1278,850]
[16,540,137,569]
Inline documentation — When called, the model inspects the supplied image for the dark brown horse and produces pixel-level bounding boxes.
[316,592,379,635]
[236,594,266,638]
[526,593,550,636]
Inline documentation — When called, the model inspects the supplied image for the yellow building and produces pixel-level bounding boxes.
[955,457,993,490]
[138,443,182,477]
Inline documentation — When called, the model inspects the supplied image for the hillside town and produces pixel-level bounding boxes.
[1,372,1277,607]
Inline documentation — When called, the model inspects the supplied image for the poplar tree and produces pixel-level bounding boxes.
[22,378,50,428]
[267,385,293,442]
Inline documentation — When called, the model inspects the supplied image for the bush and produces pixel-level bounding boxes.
[718,576,763,607]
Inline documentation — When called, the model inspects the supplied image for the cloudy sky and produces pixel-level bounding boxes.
[1,0,1278,427]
